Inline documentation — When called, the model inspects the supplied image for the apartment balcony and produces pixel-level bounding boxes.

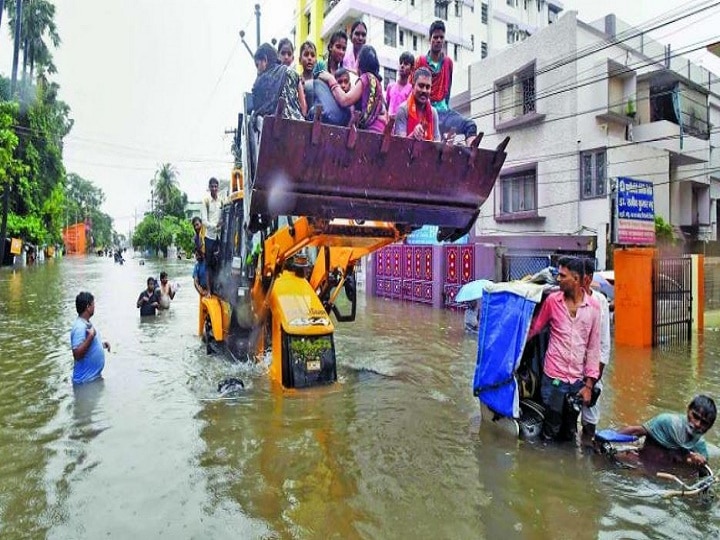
[632,120,709,166]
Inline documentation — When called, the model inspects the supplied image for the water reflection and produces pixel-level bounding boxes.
[1,257,720,538]
[72,379,106,437]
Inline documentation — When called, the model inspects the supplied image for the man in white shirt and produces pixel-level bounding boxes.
[200,177,224,293]
[581,258,612,442]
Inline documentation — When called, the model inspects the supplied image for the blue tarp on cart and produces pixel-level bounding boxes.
[473,283,544,418]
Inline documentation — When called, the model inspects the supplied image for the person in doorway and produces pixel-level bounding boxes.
[201,177,224,294]
[393,66,440,141]
[527,256,601,442]
[343,20,368,75]
[580,259,612,442]
[71,291,110,385]
[386,51,415,117]
[193,248,210,298]
[157,271,176,310]
[137,277,160,316]
[415,20,478,144]
[619,395,716,468]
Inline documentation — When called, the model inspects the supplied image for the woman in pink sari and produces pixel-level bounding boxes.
[318,45,387,133]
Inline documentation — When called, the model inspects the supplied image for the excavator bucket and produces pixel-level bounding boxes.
[248,110,509,241]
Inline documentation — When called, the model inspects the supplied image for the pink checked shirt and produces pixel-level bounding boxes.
[528,290,601,383]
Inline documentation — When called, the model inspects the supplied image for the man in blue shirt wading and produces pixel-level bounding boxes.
[71,291,110,385]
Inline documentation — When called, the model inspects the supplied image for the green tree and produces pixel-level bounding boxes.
[5,0,60,82]
[0,101,25,193]
[132,214,193,257]
[64,172,114,249]
[151,163,187,219]
[655,216,675,245]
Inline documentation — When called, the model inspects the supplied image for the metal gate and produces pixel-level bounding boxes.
[652,256,692,346]
[501,254,551,281]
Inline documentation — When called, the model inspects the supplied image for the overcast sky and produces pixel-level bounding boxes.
[1,0,719,236]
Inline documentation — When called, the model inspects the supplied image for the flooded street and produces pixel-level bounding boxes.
[1,255,719,539]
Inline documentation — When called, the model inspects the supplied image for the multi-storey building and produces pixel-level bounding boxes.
[293,0,563,93]
[468,12,720,268]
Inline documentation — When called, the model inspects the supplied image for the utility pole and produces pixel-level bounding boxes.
[255,3,261,49]
[0,0,22,266]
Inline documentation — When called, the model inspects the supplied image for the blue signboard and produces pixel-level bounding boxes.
[616,177,655,245]
[405,225,468,245]
[617,177,655,221]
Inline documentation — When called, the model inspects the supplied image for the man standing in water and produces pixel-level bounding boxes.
[137,277,160,317]
[527,257,601,441]
[71,291,110,385]
[157,271,176,310]
[580,258,611,442]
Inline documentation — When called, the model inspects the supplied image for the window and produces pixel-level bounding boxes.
[453,44,458,61]
[411,0,415,5]
[481,3,488,24]
[435,1,448,19]
[501,169,537,214]
[549,6,560,24]
[481,41,488,59]
[580,150,607,199]
[506,0,515,6]
[305,13,311,34]
[470,34,475,51]
[384,21,397,47]
[455,0,462,17]
[495,64,536,125]
[412,35,418,51]
[507,24,515,44]
[399,30,405,47]
[384,68,397,85]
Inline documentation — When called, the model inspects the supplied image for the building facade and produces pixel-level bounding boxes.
[293,0,563,93]
[467,12,720,268]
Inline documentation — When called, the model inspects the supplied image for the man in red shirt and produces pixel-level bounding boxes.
[415,20,477,144]
[527,257,601,441]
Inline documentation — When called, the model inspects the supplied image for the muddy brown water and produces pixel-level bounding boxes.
[0,255,719,539]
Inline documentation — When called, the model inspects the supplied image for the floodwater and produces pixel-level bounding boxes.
[1,255,719,539]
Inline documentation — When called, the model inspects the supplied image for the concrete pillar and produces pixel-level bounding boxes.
[614,247,656,347]
[432,245,444,309]
[691,254,704,331]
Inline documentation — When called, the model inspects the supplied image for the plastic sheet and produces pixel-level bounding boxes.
[473,288,539,418]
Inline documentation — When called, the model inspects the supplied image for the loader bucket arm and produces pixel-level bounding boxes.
[248,113,508,241]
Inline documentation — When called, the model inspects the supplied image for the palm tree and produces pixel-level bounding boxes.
[5,0,60,81]
[151,163,179,216]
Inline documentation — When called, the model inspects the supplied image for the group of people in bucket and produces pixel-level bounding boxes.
[252,19,477,143]
[524,256,715,471]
